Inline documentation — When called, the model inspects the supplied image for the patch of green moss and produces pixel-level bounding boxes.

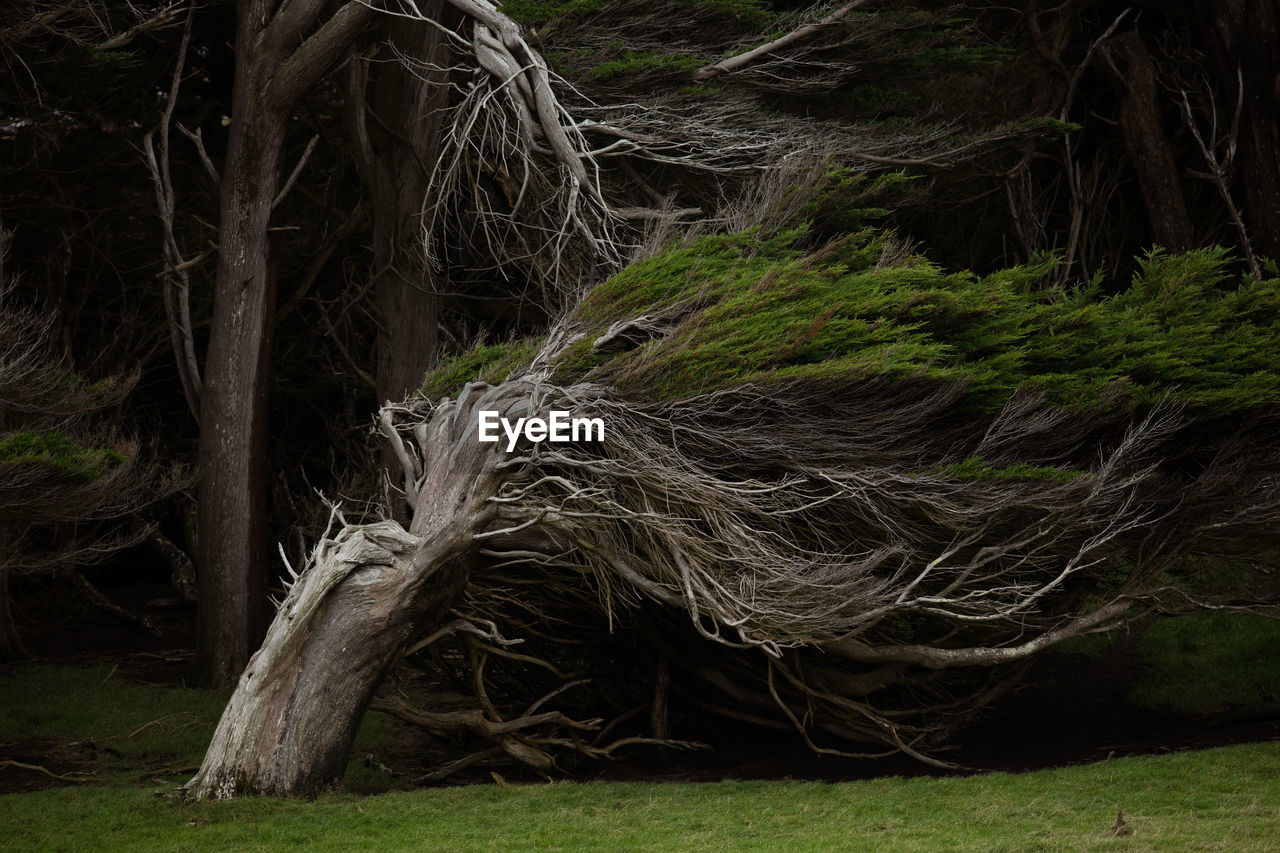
[419,339,541,400]
[0,431,125,481]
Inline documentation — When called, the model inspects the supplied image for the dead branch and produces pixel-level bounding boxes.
[693,1,869,82]
[1179,70,1262,279]
[0,759,94,782]
[141,1,202,421]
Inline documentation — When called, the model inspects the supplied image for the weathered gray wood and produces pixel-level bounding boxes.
[185,385,519,798]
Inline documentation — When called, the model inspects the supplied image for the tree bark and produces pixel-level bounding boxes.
[195,87,285,686]
[370,15,451,407]
[346,9,455,515]
[1109,30,1194,252]
[185,385,515,798]
[187,522,477,797]
[195,0,373,686]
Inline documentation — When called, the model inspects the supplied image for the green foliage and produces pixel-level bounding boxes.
[549,229,1280,412]
[0,431,124,481]
[678,0,774,29]
[830,85,917,115]
[1045,610,1280,715]
[5,743,1280,850]
[415,163,1280,418]
[793,169,918,237]
[830,8,1009,81]
[419,339,541,400]
[505,0,773,32]
[898,42,1012,74]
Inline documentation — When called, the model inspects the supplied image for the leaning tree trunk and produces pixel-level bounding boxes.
[184,384,517,798]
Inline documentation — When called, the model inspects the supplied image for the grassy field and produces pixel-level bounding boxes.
[2,743,1279,851]
[2,610,1280,851]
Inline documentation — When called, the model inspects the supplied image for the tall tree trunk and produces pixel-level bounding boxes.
[1109,30,1194,253]
[185,385,515,798]
[1195,0,1280,260]
[347,9,455,516]
[195,0,372,686]
[194,91,285,686]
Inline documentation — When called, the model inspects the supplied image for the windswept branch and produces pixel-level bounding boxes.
[693,0,869,82]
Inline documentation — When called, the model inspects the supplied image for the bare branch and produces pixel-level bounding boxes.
[694,1,869,82]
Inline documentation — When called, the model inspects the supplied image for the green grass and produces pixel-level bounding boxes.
[4,658,1280,850]
[1,742,1279,851]
[0,664,229,783]
[0,664,406,792]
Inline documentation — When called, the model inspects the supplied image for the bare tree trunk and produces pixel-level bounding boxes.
[1108,30,1194,252]
[195,0,372,686]
[347,10,455,515]
[195,53,286,685]
[188,523,477,797]
[185,386,512,798]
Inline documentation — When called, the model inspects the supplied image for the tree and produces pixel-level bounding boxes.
[194,0,374,685]
[186,0,1066,685]
[183,164,1280,797]
[176,0,1280,797]
[343,4,457,517]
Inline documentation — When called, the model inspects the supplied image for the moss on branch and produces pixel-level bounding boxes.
[0,431,125,482]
